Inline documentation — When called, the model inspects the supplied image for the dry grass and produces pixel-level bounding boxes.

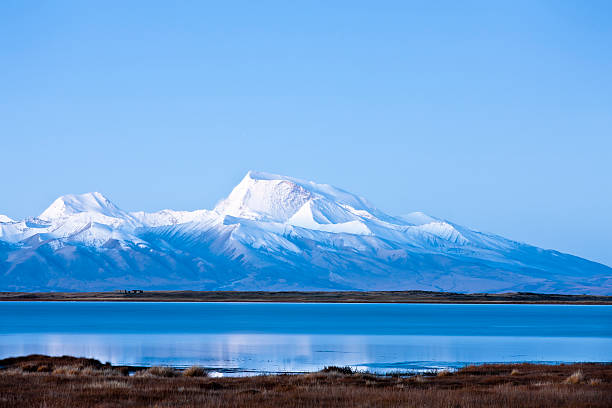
[135,366,179,378]
[52,365,83,376]
[564,370,585,384]
[0,356,611,407]
[411,374,427,383]
[183,366,208,377]
[84,380,131,389]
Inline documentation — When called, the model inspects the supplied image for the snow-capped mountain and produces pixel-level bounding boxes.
[1,171,610,294]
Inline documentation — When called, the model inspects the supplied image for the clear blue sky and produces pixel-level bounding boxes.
[1,1,611,266]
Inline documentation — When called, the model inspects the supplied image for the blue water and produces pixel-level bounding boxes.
[1,302,610,375]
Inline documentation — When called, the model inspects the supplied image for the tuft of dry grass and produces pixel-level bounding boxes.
[183,366,208,377]
[437,369,452,377]
[52,366,82,376]
[511,369,520,376]
[0,368,24,376]
[136,366,179,378]
[532,381,554,387]
[84,380,131,389]
[80,367,117,377]
[564,370,585,384]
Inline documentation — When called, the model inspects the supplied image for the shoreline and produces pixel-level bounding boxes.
[1,290,611,304]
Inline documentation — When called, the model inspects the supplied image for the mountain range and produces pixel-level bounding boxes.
[1,171,610,294]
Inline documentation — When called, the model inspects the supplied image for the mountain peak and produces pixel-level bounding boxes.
[0,214,13,223]
[214,171,313,221]
[244,170,283,181]
[214,171,382,223]
[39,192,125,221]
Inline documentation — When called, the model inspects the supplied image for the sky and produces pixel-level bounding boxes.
[0,1,611,266]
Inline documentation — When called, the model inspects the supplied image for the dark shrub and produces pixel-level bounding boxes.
[321,366,354,375]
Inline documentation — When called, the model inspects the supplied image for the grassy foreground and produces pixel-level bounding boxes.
[1,290,611,304]
[0,355,611,407]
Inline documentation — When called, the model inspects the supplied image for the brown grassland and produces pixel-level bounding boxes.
[0,355,611,407]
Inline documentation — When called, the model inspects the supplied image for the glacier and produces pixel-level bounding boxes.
[0,171,610,294]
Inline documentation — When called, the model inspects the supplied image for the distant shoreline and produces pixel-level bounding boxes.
[1,290,611,304]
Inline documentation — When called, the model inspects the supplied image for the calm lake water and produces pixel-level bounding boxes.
[1,302,611,375]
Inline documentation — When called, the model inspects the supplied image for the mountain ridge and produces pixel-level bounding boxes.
[1,171,610,294]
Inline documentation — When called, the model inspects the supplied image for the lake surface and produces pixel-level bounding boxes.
[1,302,611,375]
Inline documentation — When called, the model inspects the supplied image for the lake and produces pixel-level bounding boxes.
[1,302,611,375]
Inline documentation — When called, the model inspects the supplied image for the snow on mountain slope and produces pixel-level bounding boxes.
[214,171,389,222]
[0,171,610,293]
[215,171,397,237]
[131,209,213,227]
[0,215,13,223]
[0,192,143,246]
[39,192,132,222]
[288,201,372,235]
[399,212,437,225]
[215,171,313,221]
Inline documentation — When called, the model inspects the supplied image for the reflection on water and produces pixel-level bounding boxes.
[1,302,611,375]
[2,333,611,374]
